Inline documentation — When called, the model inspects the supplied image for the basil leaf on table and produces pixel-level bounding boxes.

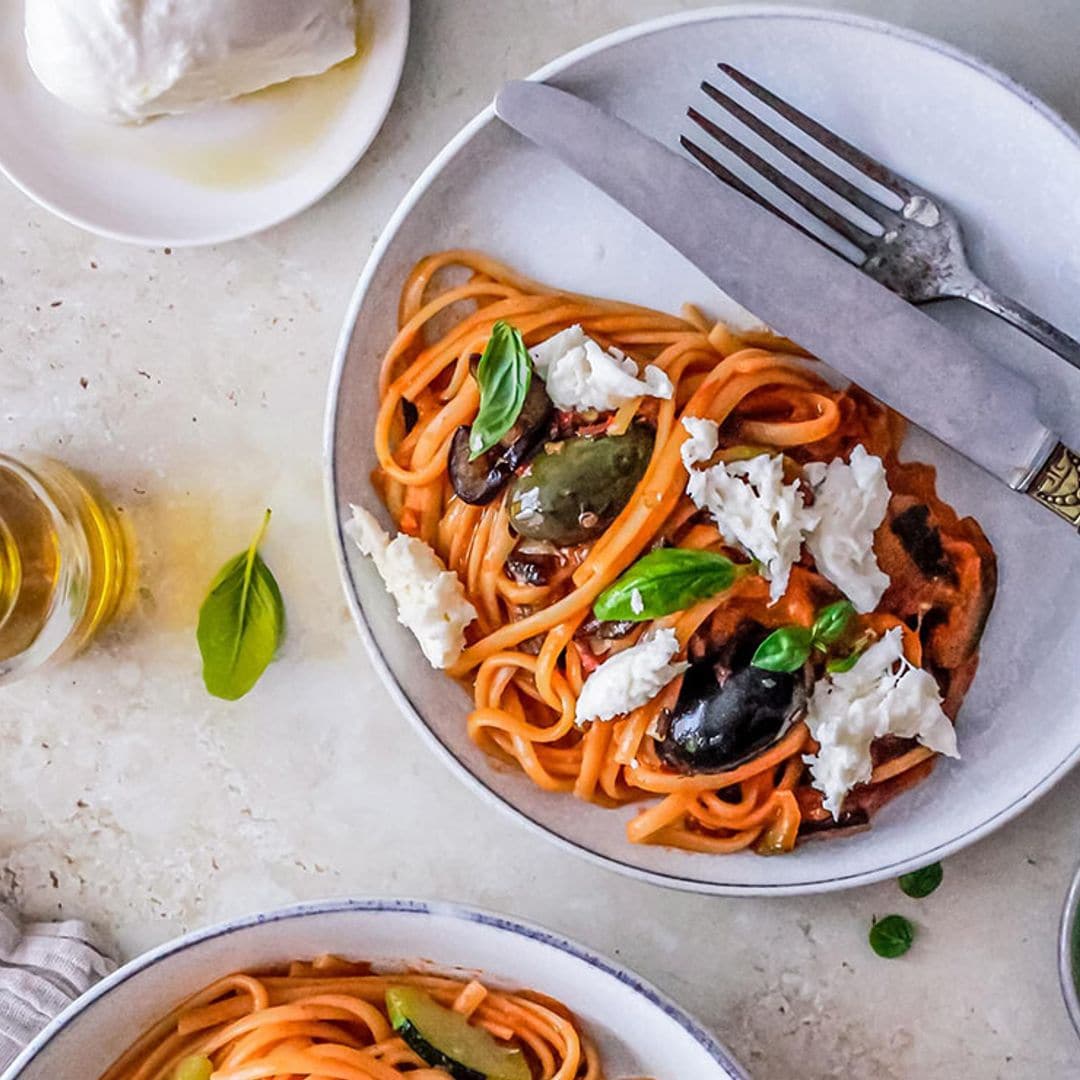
[751,626,813,673]
[898,862,944,899]
[197,510,285,701]
[868,914,915,958]
[468,321,532,460]
[811,599,855,648]
[593,548,743,622]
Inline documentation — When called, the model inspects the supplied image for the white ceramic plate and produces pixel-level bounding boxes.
[0,1,409,247]
[0,898,744,1079]
[326,6,1080,894]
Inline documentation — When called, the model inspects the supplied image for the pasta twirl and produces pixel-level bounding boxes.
[369,251,996,855]
[101,959,605,1080]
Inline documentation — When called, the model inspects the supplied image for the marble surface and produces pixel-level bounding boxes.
[1,2,1078,1077]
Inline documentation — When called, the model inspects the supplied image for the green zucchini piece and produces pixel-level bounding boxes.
[386,985,530,1080]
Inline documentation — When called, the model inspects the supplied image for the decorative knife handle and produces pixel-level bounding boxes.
[1027,443,1080,529]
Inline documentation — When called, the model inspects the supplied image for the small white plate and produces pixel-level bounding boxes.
[0,1,409,247]
[1,899,745,1079]
[327,6,1080,894]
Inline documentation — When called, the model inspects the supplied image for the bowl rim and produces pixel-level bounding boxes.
[0,897,745,1080]
[1059,860,1080,1040]
[323,3,1080,896]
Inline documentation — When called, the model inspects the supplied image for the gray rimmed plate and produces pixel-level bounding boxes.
[2,898,743,1079]
[325,6,1080,895]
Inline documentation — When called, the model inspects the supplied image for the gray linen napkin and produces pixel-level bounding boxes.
[0,904,117,1069]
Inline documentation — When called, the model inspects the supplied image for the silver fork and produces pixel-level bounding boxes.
[681,63,1080,372]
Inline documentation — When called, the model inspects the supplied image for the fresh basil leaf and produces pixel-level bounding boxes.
[468,321,532,460]
[751,626,812,673]
[197,510,285,701]
[593,548,741,622]
[826,651,861,674]
[898,862,943,899]
[869,914,915,958]
[812,599,856,648]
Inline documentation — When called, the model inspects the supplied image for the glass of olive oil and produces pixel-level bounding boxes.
[0,454,132,684]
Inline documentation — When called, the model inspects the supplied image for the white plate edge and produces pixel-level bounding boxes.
[321,3,1080,896]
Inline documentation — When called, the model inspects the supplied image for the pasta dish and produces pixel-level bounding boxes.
[102,955,606,1079]
[350,251,996,856]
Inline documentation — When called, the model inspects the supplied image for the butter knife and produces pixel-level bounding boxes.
[494,80,1080,531]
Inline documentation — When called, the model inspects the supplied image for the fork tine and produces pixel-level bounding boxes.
[678,134,827,249]
[718,64,915,200]
[687,106,875,250]
[700,79,899,228]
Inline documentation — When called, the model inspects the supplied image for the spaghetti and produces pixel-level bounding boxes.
[368,250,996,855]
[101,956,605,1080]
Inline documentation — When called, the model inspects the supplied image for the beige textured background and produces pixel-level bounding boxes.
[2,3,1078,1077]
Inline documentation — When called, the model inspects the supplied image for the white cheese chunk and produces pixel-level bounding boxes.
[804,445,892,613]
[629,588,645,616]
[346,505,477,670]
[680,417,817,603]
[803,628,958,818]
[529,325,673,412]
[26,0,357,123]
[575,627,688,725]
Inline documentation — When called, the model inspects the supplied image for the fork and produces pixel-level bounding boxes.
[681,63,1080,372]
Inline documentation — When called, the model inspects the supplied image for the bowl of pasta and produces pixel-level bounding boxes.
[326,9,1080,894]
[2,898,742,1080]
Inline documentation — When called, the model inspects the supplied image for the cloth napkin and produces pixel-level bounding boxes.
[0,904,117,1069]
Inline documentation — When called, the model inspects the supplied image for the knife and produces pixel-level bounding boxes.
[494,80,1080,532]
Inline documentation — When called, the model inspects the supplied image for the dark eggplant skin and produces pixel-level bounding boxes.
[658,663,798,774]
[449,376,554,505]
[507,425,654,545]
[505,549,559,586]
[889,503,953,581]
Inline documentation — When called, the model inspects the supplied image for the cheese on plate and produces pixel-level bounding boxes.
[680,417,816,603]
[575,627,688,725]
[805,445,891,613]
[25,0,357,123]
[802,628,958,818]
[347,505,477,670]
[529,325,673,412]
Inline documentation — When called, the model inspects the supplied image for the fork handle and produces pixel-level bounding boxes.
[963,281,1080,372]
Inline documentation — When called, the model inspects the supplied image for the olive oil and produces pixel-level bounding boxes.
[0,455,132,683]
[76,15,371,192]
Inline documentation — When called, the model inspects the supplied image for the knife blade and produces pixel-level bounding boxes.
[495,80,1080,529]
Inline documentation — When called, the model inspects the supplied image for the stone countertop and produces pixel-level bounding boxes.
[2,2,1079,1077]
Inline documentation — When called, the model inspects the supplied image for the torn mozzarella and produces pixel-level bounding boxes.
[805,445,892,613]
[529,325,673,412]
[803,628,958,818]
[347,505,476,670]
[575,627,688,725]
[680,417,817,603]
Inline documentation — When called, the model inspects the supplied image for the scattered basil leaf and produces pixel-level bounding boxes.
[811,599,855,648]
[751,626,813,673]
[197,510,285,701]
[175,1056,213,1080]
[468,321,532,460]
[594,548,743,622]
[826,651,861,674]
[899,862,943,899]
[869,914,915,958]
